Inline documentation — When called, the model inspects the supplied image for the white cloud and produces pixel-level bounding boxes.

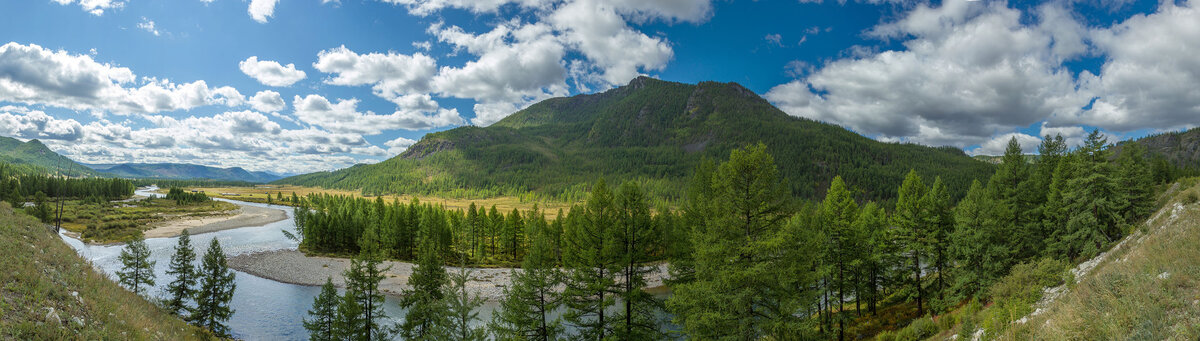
[313,46,436,107]
[0,108,84,141]
[764,33,783,47]
[378,0,551,16]
[239,56,307,87]
[292,94,463,134]
[548,0,673,87]
[52,0,126,15]
[249,90,287,113]
[966,132,1041,156]
[0,42,246,115]
[765,0,1089,148]
[383,136,417,155]
[137,17,161,36]
[248,0,280,23]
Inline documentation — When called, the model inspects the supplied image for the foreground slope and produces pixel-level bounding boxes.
[279,77,994,200]
[1000,180,1200,339]
[0,203,209,339]
[88,163,282,183]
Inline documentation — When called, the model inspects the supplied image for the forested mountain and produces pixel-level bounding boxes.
[278,77,994,201]
[1119,127,1200,178]
[88,163,282,183]
[0,136,101,177]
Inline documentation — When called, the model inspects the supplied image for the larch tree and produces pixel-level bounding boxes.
[612,181,662,340]
[441,256,487,341]
[819,176,858,341]
[924,176,954,310]
[117,232,155,297]
[304,277,340,341]
[561,179,618,339]
[400,230,449,339]
[1061,130,1124,259]
[893,169,928,315]
[347,227,392,340]
[191,238,236,338]
[164,229,197,316]
[491,205,564,340]
[949,180,1010,300]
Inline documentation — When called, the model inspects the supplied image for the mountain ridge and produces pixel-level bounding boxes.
[87,163,283,183]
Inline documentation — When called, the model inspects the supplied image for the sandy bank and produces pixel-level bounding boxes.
[143,205,288,239]
[227,249,669,301]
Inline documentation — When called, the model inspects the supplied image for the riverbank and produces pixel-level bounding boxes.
[228,249,669,301]
[142,204,287,238]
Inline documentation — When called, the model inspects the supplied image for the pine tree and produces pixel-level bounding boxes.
[334,289,364,340]
[612,181,662,340]
[441,259,487,341]
[346,227,392,340]
[893,169,928,315]
[988,137,1039,260]
[117,232,156,297]
[1060,130,1124,259]
[401,231,448,339]
[667,144,814,339]
[666,158,715,287]
[562,179,618,339]
[924,176,954,310]
[852,202,888,315]
[304,277,341,341]
[491,204,564,340]
[164,229,196,315]
[1116,141,1155,224]
[191,238,236,337]
[819,176,858,340]
[949,180,1010,300]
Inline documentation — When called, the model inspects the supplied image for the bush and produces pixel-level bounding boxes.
[1184,191,1198,205]
[875,330,897,341]
[894,316,938,341]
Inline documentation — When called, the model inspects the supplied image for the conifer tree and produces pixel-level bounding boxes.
[893,169,928,315]
[562,179,618,339]
[304,277,340,341]
[1060,130,1123,259]
[852,202,888,314]
[1116,141,1155,224]
[191,238,236,337]
[667,144,813,339]
[117,232,155,297]
[505,208,524,260]
[164,229,197,315]
[334,289,364,339]
[491,205,564,340]
[819,176,858,340]
[346,227,392,340]
[442,258,487,341]
[988,137,1039,260]
[666,158,715,286]
[401,232,449,338]
[924,176,954,308]
[612,181,662,340]
[949,180,1010,300]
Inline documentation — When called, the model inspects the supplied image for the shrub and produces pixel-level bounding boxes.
[875,330,897,341]
[1184,191,1198,205]
[895,316,938,340]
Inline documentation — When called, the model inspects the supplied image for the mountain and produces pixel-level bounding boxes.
[87,163,283,183]
[1125,127,1200,169]
[277,77,995,201]
[0,136,101,176]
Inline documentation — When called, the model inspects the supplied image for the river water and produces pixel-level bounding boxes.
[60,188,504,339]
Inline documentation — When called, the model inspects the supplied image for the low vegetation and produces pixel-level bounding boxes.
[59,196,237,243]
[0,202,209,339]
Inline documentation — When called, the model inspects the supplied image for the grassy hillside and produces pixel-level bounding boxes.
[0,136,100,177]
[278,77,994,201]
[0,202,210,339]
[90,163,281,183]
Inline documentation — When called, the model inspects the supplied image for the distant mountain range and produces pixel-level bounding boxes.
[85,163,284,183]
[277,77,996,200]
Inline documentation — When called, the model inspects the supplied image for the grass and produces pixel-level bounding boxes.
[175,184,578,219]
[56,197,237,244]
[0,202,213,340]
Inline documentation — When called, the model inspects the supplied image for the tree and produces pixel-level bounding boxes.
[1059,130,1124,259]
[191,238,237,337]
[949,180,1010,300]
[612,181,662,340]
[491,205,564,340]
[893,169,928,315]
[117,233,156,297]
[666,158,716,287]
[988,137,1039,260]
[305,277,341,341]
[29,191,51,222]
[347,227,392,340]
[818,176,858,340]
[852,202,888,315]
[164,229,197,316]
[1115,141,1155,224]
[400,232,448,339]
[667,144,813,339]
[561,179,618,339]
[442,260,487,341]
[924,176,954,309]
[335,289,364,340]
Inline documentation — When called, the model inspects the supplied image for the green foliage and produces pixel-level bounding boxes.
[304,278,341,341]
[274,78,993,203]
[117,233,155,297]
[892,170,929,315]
[491,208,565,340]
[442,265,488,341]
[611,181,663,340]
[893,316,938,341]
[164,230,197,316]
[561,180,619,339]
[166,187,211,204]
[400,231,448,339]
[347,228,394,340]
[190,238,236,337]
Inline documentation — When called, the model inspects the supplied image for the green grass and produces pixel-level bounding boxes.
[56,197,237,243]
[0,202,213,340]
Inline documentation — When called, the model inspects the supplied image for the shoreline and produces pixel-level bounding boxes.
[142,204,288,239]
[228,249,670,301]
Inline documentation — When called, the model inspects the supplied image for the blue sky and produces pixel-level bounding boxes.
[0,0,1196,174]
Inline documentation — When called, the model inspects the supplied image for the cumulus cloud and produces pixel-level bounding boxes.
[0,42,245,115]
[249,0,280,23]
[313,46,436,107]
[766,0,1090,148]
[292,94,463,134]
[51,0,125,15]
[239,56,307,87]
[0,108,84,141]
[249,90,287,113]
[384,136,418,155]
[966,133,1042,156]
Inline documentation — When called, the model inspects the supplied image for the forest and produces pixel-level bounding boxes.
[293,129,1159,339]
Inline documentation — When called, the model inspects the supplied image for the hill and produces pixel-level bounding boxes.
[277,77,995,201]
[0,202,210,339]
[0,136,101,177]
[1125,127,1200,169]
[89,163,283,183]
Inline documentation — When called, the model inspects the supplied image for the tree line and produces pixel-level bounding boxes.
[166,187,212,204]
[117,230,239,338]
[300,131,1157,340]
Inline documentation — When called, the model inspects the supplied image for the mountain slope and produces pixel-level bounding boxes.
[278,77,995,200]
[88,163,282,182]
[1127,127,1200,169]
[0,136,101,176]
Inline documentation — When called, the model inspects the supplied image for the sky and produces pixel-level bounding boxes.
[0,0,1196,174]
